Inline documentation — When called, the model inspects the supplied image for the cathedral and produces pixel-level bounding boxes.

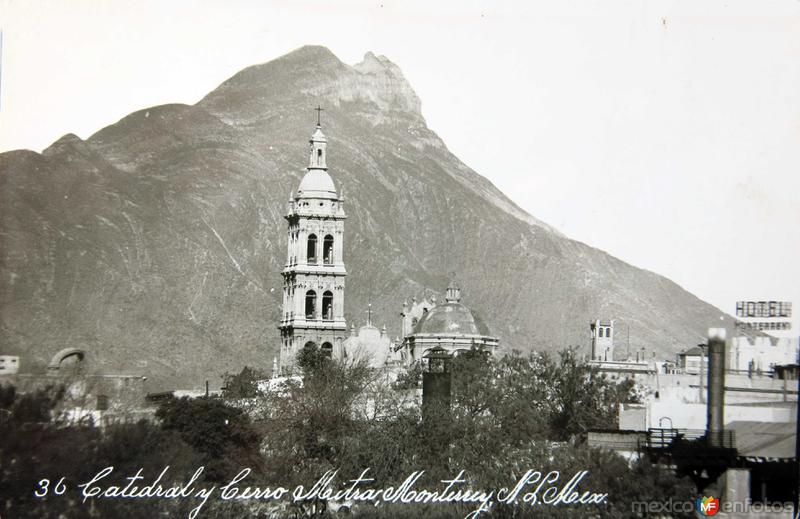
[278,116,498,375]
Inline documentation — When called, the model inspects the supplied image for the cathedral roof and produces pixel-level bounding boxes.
[411,301,491,337]
[297,169,338,199]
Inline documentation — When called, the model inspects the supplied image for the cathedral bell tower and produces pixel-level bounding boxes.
[279,117,347,374]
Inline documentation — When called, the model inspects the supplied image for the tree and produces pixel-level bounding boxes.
[0,384,206,519]
[222,365,267,399]
[155,396,264,483]
[296,341,331,375]
[534,349,638,440]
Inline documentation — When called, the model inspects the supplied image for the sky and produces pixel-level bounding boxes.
[1,0,799,334]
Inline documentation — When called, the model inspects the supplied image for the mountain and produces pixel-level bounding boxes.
[0,46,736,387]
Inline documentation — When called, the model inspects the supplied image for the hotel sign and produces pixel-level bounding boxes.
[735,301,793,332]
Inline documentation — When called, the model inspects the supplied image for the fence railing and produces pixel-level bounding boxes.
[645,427,736,450]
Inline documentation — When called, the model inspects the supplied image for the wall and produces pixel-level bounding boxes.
[729,336,799,373]
[0,373,149,424]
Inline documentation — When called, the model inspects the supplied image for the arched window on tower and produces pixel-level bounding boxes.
[307,234,317,263]
[321,342,333,358]
[323,235,334,265]
[317,148,323,165]
[305,290,317,319]
[322,291,333,320]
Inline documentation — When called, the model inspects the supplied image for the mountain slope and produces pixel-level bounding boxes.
[0,46,735,387]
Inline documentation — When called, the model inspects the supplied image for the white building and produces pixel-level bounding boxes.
[0,355,20,375]
[729,335,799,373]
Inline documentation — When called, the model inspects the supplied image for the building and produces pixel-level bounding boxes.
[729,335,799,373]
[400,295,438,338]
[342,307,401,369]
[1,349,152,426]
[590,319,614,361]
[675,337,799,376]
[0,355,20,375]
[587,319,654,377]
[279,121,348,374]
[276,118,500,374]
[773,364,799,380]
[677,344,708,374]
[398,282,499,363]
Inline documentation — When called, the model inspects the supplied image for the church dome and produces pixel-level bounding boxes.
[297,169,337,199]
[356,323,381,342]
[412,302,491,337]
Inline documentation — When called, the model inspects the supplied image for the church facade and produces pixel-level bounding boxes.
[279,122,348,374]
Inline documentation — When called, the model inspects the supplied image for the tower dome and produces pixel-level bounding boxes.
[297,170,337,199]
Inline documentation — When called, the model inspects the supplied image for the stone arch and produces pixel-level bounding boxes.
[305,290,317,319]
[48,348,86,371]
[307,234,318,263]
[321,342,333,358]
[322,290,333,320]
[323,235,334,264]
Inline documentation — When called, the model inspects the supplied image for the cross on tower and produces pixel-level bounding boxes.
[366,298,373,326]
[315,105,324,126]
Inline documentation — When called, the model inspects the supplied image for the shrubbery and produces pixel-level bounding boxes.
[1,348,694,518]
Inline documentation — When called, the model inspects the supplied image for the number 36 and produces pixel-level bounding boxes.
[34,478,66,497]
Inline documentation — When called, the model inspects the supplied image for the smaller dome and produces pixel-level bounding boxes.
[297,169,337,199]
[412,302,491,337]
[357,324,381,342]
[344,323,392,368]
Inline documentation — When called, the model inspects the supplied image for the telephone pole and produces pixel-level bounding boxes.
[793,336,800,515]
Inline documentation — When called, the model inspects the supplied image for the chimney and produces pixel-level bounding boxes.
[706,328,726,447]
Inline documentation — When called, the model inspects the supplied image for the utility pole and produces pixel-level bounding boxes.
[627,322,630,360]
[793,337,800,516]
[699,343,706,404]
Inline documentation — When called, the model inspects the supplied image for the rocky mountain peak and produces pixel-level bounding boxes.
[348,51,422,115]
[199,46,422,125]
[42,133,85,157]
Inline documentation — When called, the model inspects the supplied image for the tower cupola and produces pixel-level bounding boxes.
[296,123,337,200]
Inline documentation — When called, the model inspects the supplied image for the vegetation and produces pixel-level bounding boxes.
[221,366,268,399]
[1,348,694,518]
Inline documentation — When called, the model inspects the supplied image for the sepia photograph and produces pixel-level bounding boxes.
[1,1,799,517]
